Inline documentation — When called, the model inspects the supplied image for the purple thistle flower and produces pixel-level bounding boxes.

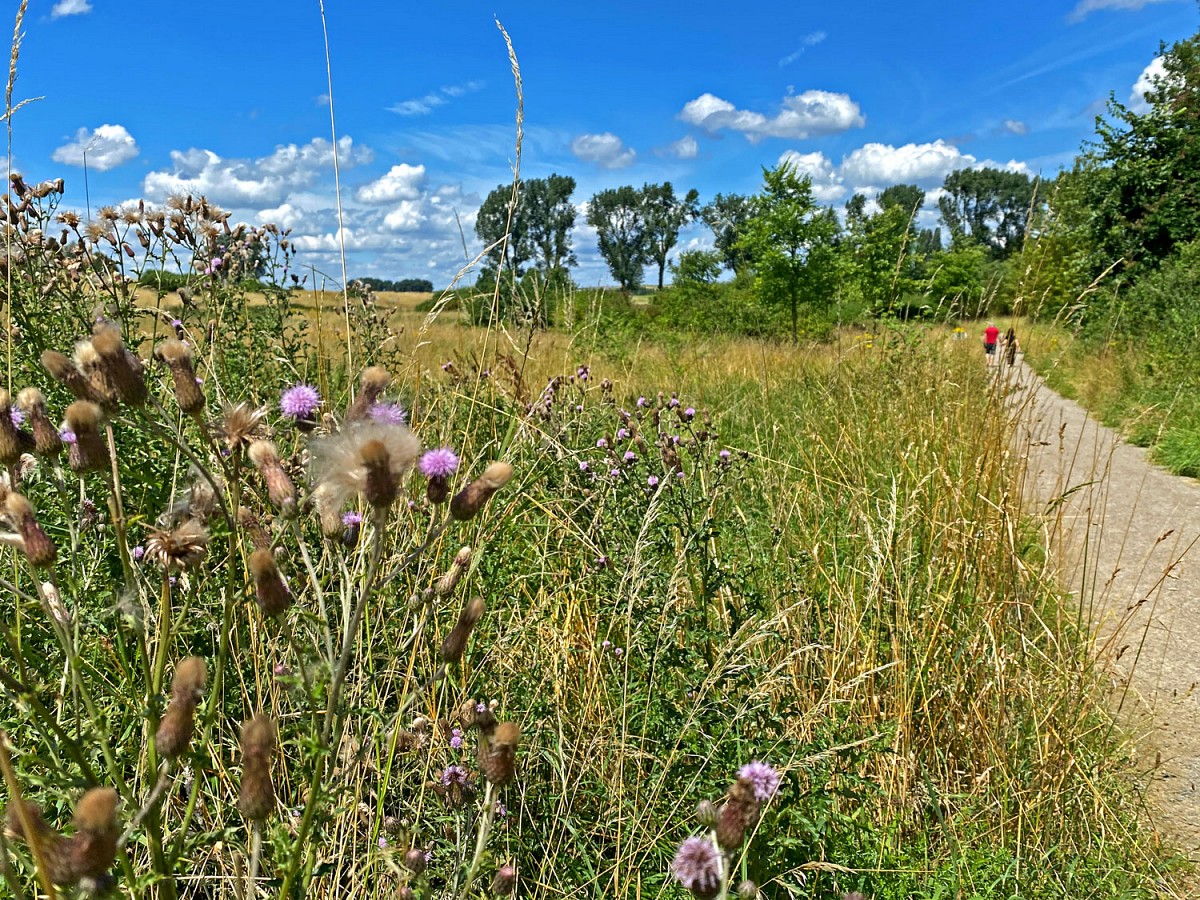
[683,407,696,420]
[450,727,463,750]
[737,760,781,802]
[610,468,621,478]
[131,545,145,561]
[623,450,636,462]
[647,475,659,487]
[342,511,364,527]
[419,447,460,479]
[601,639,611,649]
[476,701,488,714]
[596,438,608,449]
[613,647,624,658]
[636,396,647,408]
[10,407,25,427]
[442,764,468,786]
[171,318,183,328]
[671,836,722,897]
[59,428,77,444]
[378,835,389,849]
[719,449,731,460]
[579,461,589,471]
[368,402,407,426]
[494,801,507,818]
[668,396,680,408]
[280,383,320,419]
[441,360,454,372]
[616,427,629,440]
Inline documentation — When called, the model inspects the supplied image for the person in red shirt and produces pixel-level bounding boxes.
[983,323,1000,363]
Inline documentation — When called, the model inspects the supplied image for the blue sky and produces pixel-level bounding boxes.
[8,0,1198,287]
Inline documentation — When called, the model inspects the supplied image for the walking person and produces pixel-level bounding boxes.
[1004,326,1018,366]
[982,322,1000,365]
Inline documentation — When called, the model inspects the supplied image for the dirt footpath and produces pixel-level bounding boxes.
[1010,359,1200,864]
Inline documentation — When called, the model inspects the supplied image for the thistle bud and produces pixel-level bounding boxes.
[249,549,291,617]
[403,847,426,874]
[64,401,108,474]
[68,787,119,882]
[238,506,272,551]
[737,880,759,900]
[449,461,514,521]
[90,323,147,406]
[248,441,298,517]
[0,390,29,465]
[440,596,484,664]
[492,863,517,896]
[156,656,206,759]
[155,339,205,417]
[479,721,520,787]
[695,799,718,829]
[16,388,62,457]
[5,493,56,569]
[344,366,391,423]
[40,349,105,404]
[715,778,759,851]
[238,715,277,822]
[433,546,471,597]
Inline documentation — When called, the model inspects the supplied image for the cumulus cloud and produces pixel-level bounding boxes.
[50,0,91,18]
[1069,0,1169,21]
[143,136,373,206]
[571,132,637,169]
[779,31,827,67]
[666,135,699,159]
[355,164,426,203]
[678,89,864,142]
[389,81,484,116]
[1129,56,1167,113]
[1003,119,1029,135]
[777,150,845,202]
[52,125,139,171]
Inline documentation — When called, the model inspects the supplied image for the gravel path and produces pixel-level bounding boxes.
[1010,359,1200,863]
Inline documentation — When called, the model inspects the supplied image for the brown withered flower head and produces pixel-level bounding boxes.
[248,440,298,517]
[343,365,392,423]
[0,389,33,465]
[68,787,119,883]
[63,401,108,474]
[449,461,515,522]
[89,322,147,406]
[155,339,205,418]
[213,401,269,454]
[440,596,485,665]
[155,656,207,759]
[40,349,105,404]
[6,798,73,885]
[248,549,291,617]
[72,340,117,408]
[144,518,209,571]
[238,715,277,822]
[16,388,62,457]
[4,493,57,569]
[478,721,521,787]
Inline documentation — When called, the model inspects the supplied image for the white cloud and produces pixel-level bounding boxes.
[143,136,373,206]
[1129,56,1167,113]
[839,140,975,189]
[779,31,827,67]
[1003,119,1029,135]
[678,89,864,142]
[1069,0,1169,21]
[355,164,426,203]
[389,81,484,116]
[51,124,139,171]
[667,135,699,159]
[50,0,91,18]
[777,150,845,202]
[570,132,636,169]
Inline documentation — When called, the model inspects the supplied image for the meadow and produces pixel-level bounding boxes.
[0,191,1184,899]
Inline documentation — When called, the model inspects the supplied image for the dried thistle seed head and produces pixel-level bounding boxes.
[0,389,27,464]
[213,402,268,453]
[16,388,62,457]
[155,702,195,760]
[90,323,147,406]
[479,721,520,786]
[155,339,205,416]
[41,349,99,403]
[344,366,392,423]
[308,422,420,519]
[248,440,298,517]
[63,400,108,474]
[238,715,277,822]
[715,777,759,851]
[440,596,485,664]
[359,438,398,509]
[171,656,207,703]
[72,340,116,406]
[249,549,291,617]
[5,493,56,569]
[69,787,119,881]
[736,879,759,900]
[493,863,517,896]
[5,800,73,885]
[449,461,514,521]
[144,519,209,571]
[433,548,471,597]
[238,506,272,550]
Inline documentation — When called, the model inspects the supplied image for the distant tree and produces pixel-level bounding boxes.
[474,174,578,282]
[878,183,925,216]
[587,186,650,292]
[937,167,1039,258]
[355,277,434,292]
[738,163,839,342]
[642,182,700,289]
[701,193,756,274]
[669,249,723,286]
[475,183,533,280]
[845,203,921,314]
[845,193,869,227]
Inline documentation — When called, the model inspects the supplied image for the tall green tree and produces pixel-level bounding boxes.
[700,193,756,274]
[938,167,1039,258]
[587,186,650,292]
[738,163,839,342]
[1077,30,1200,277]
[642,182,700,289]
[878,183,925,216]
[474,174,578,282]
[845,202,922,314]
